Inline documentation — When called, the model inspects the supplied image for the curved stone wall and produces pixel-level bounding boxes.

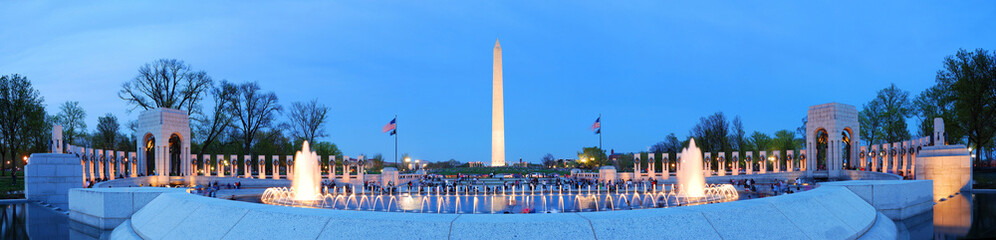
[118,184,884,239]
[94,176,289,188]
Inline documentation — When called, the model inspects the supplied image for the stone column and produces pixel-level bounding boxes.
[244,155,251,178]
[130,152,138,178]
[202,154,211,177]
[786,150,795,172]
[891,143,899,173]
[117,151,125,178]
[800,149,807,171]
[880,144,890,173]
[342,156,350,182]
[732,152,740,175]
[717,152,726,176]
[258,155,267,179]
[632,153,641,180]
[859,146,867,171]
[190,154,199,176]
[868,145,876,172]
[759,151,767,174]
[271,155,279,179]
[216,154,225,177]
[97,150,106,180]
[229,155,238,177]
[771,150,780,173]
[910,143,918,178]
[286,155,294,180]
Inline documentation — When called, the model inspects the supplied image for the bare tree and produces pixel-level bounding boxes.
[119,59,212,115]
[194,81,237,155]
[541,153,556,167]
[230,81,281,155]
[288,99,329,144]
[730,116,746,151]
[55,101,87,145]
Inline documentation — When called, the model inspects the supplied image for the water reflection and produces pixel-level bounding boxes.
[901,192,996,239]
[0,202,70,240]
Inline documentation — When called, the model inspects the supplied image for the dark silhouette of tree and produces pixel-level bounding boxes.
[54,101,87,145]
[119,59,212,115]
[194,81,237,155]
[288,99,329,144]
[230,81,281,156]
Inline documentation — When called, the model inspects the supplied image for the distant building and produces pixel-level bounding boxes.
[468,161,485,168]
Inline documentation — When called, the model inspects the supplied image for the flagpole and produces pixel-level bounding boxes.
[395,115,398,168]
[599,113,602,151]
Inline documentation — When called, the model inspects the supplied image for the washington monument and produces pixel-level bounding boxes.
[491,39,505,167]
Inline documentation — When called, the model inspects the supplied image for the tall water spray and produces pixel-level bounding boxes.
[677,138,705,197]
[291,141,321,201]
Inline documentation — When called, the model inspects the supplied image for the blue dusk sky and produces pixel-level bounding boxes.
[1,1,994,163]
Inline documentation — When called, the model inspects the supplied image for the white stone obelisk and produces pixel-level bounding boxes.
[491,39,506,167]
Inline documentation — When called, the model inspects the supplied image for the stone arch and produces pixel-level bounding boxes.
[142,133,156,176]
[814,128,829,171]
[169,133,183,176]
[841,127,854,170]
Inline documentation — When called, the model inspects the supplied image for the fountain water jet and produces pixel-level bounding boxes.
[677,138,706,197]
[291,141,321,201]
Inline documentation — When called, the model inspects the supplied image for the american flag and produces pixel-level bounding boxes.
[591,117,600,133]
[382,118,396,134]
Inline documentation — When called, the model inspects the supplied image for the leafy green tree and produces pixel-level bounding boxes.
[689,112,730,153]
[650,133,682,154]
[859,103,884,146]
[913,85,963,144]
[877,84,913,143]
[747,131,772,152]
[54,101,87,145]
[772,130,800,150]
[613,153,634,171]
[934,49,996,163]
[0,74,47,173]
[576,146,608,169]
[310,141,342,157]
[859,84,912,145]
[92,113,121,149]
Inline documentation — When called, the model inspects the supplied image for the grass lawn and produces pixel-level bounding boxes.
[0,171,24,199]
[975,171,996,189]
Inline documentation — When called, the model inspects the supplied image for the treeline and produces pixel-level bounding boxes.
[562,48,996,170]
[0,74,49,173]
[859,49,996,164]
[45,59,356,163]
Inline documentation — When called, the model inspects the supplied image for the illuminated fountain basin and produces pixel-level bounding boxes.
[261,138,738,213]
[261,184,739,213]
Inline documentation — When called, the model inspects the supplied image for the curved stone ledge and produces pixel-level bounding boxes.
[117,183,885,240]
[94,176,289,188]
